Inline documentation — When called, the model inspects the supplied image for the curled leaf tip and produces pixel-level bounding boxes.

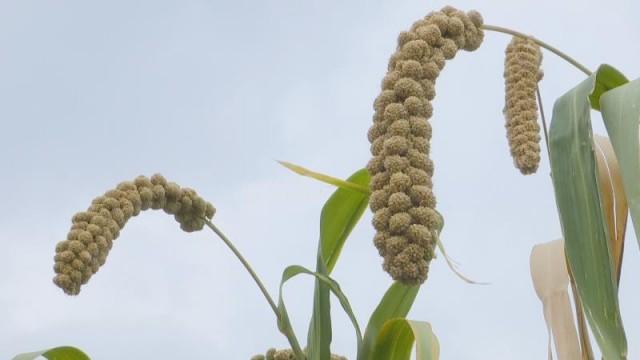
[437,239,489,285]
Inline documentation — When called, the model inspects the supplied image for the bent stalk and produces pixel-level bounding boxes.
[482,24,592,76]
[203,219,306,359]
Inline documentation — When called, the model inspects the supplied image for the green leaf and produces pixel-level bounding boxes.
[588,64,629,111]
[320,169,370,273]
[306,168,370,360]
[278,265,363,356]
[358,282,420,360]
[307,256,332,360]
[371,319,439,360]
[12,346,91,360]
[279,161,370,195]
[600,78,640,248]
[549,65,627,359]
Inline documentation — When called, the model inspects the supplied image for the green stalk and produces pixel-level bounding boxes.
[482,24,592,76]
[536,85,551,161]
[203,219,306,359]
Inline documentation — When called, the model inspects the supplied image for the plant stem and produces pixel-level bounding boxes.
[482,24,592,76]
[536,85,551,161]
[203,219,306,359]
[204,219,279,314]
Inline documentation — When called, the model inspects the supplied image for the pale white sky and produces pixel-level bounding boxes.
[1,0,639,359]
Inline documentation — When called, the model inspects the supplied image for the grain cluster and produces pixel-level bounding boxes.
[367,6,484,284]
[503,36,544,175]
[251,348,347,360]
[53,174,215,295]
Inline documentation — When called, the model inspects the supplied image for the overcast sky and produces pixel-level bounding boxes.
[1,0,639,359]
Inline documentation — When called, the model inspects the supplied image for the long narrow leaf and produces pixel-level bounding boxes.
[373,319,414,360]
[358,282,420,360]
[278,161,369,195]
[308,255,332,360]
[549,65,627,359]
[567,269,594,360]
[409,321,440,360]
[436,239,487,285]
[280,163,470,282]
[530,239,581,360]
[566,134,626,360]
[278,265,363,355]
[319,169,371,273]
[600,78,640,249]
[371,319,439,360]
[307,169,370,360]
[593,135,628,282]
[12,346,91,360]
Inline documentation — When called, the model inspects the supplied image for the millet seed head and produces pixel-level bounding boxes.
[53,174,216,295]
[503,36,544,175]
[367,6,483,285]
[251,348,347,360]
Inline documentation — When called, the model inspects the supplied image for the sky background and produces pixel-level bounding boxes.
[1,0,639,359]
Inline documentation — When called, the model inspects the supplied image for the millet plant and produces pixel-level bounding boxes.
[12,5,640,360]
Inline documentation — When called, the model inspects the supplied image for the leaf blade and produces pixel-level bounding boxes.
[371,319,439,360]
[278,161,370,195]
[307,255,332,360]
[549,65,627,359]
[12,346,91,360]
[278,265,363,356]
[358,282,420,360]
[530,239,581,360]
[320,169,370,273]
[307,168,370,360]
[600,78,640,250]
[593,135,628,282]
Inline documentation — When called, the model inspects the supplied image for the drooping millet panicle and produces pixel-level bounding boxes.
[251,348,347,360]
[53,174,216,295]
[503,36,544,175]
[367,6,484,285]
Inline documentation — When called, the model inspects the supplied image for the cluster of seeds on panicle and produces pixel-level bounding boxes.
[251,349,347,360]
[503,36,544,175]
[367,6,484,285]
[53,174,216,295]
